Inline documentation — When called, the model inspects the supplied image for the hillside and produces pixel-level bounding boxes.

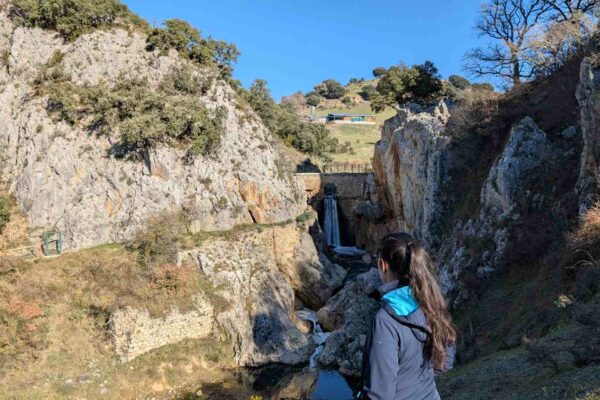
[295,78,396,166]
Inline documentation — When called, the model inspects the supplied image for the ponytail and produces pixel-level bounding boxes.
[377,233,456,369]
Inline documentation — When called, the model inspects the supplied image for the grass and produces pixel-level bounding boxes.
[0,243,239,399]
[294,78,396,165]
[0,216,306,399]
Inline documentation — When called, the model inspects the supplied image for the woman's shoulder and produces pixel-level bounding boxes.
[372,306,402,332]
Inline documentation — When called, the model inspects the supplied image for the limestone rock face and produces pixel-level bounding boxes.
[481,117,548,217]
[365,103,563,299]
[317,268,381,376]
[176,222,344,366]
[371,102,452,249]
[0,13,304,251]
[438,117,553,296]
[576,56,600,211]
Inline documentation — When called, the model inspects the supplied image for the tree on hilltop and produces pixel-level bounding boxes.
[371,61,443,112]
[464,0,598,86]
[314,79,346,99]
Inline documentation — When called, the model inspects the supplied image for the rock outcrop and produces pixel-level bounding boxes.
[317,268,381,376]
[576,55,600,212]
[0,12,304,251]
[173,221,345,366]
[370,102,452,249]
[364,102,576,299]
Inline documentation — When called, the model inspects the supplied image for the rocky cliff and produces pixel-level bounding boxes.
[0,9,304,251]
[362,89,582,297]
[108,219,346,366]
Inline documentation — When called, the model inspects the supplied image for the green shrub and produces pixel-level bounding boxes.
[449,74,471,90]
[11,0,150,41]
[314,79,345,99]
[359,84,376,101]
[0,196,11,233]
[146,19,239,79]
[128,211,190,268]
[371,61,444,111]
[246,79,337,159]
[1,49,9,68]
[305,91,321,107]
[341,96,352,106]
[372,67,387,77]
[42,68,224,158]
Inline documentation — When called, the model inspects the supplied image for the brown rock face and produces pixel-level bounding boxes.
[576,56,600,211]
[173,220,345,366]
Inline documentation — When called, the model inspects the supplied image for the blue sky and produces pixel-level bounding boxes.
[123,0,490,101]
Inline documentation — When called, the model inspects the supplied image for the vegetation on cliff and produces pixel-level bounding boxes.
[246,79,338,162]
[37,62,225,159]
[10,0,150,41]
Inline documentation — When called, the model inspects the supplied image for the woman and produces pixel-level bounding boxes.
[358,232,456,400]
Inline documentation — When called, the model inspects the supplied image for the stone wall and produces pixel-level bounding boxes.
[109,296,214,363]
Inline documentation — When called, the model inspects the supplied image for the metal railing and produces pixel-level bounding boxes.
[321,162,373,174]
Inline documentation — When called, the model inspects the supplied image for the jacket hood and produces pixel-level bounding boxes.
[381,286,419,316]
[380,286,430,342]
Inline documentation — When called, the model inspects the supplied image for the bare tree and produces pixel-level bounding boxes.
[465,0,551,85]
[542,0,599,21]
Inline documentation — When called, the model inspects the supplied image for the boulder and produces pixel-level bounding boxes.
[317,268,381,376]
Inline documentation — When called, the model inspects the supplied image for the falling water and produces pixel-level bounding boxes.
[323,193,366,256]
[296,309,329,368]
[323,193,341,248]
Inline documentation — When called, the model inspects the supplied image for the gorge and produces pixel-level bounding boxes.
[0,1,600,399]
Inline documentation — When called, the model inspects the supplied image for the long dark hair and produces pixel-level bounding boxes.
[377,232,456,369]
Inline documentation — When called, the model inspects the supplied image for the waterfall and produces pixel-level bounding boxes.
[296,309,329,368]
[322,193,366,256]
[323,193,341,248]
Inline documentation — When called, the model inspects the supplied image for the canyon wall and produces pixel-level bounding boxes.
[110,219,346,366]
[0,11,305,251]
[358,68,588,303]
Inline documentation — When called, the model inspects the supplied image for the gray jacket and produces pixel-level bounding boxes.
[359,283,455,400]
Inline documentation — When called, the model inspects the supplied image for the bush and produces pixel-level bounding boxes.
[11,0,150,41]
[449,74,471,90]
[146,19,239,79]
[128,211,190,268]
[471,82,495,92]
[281,91,306,112]
[359,84,376,101]
[247,80,337,158]
[314,79,346,99]
[42,67,225,158]
[445,87,499,137]
[0,196,11,234]
[371,61,444,112]
[372,67,386,77]
[305,91,321,107]
[341,96,353,106]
